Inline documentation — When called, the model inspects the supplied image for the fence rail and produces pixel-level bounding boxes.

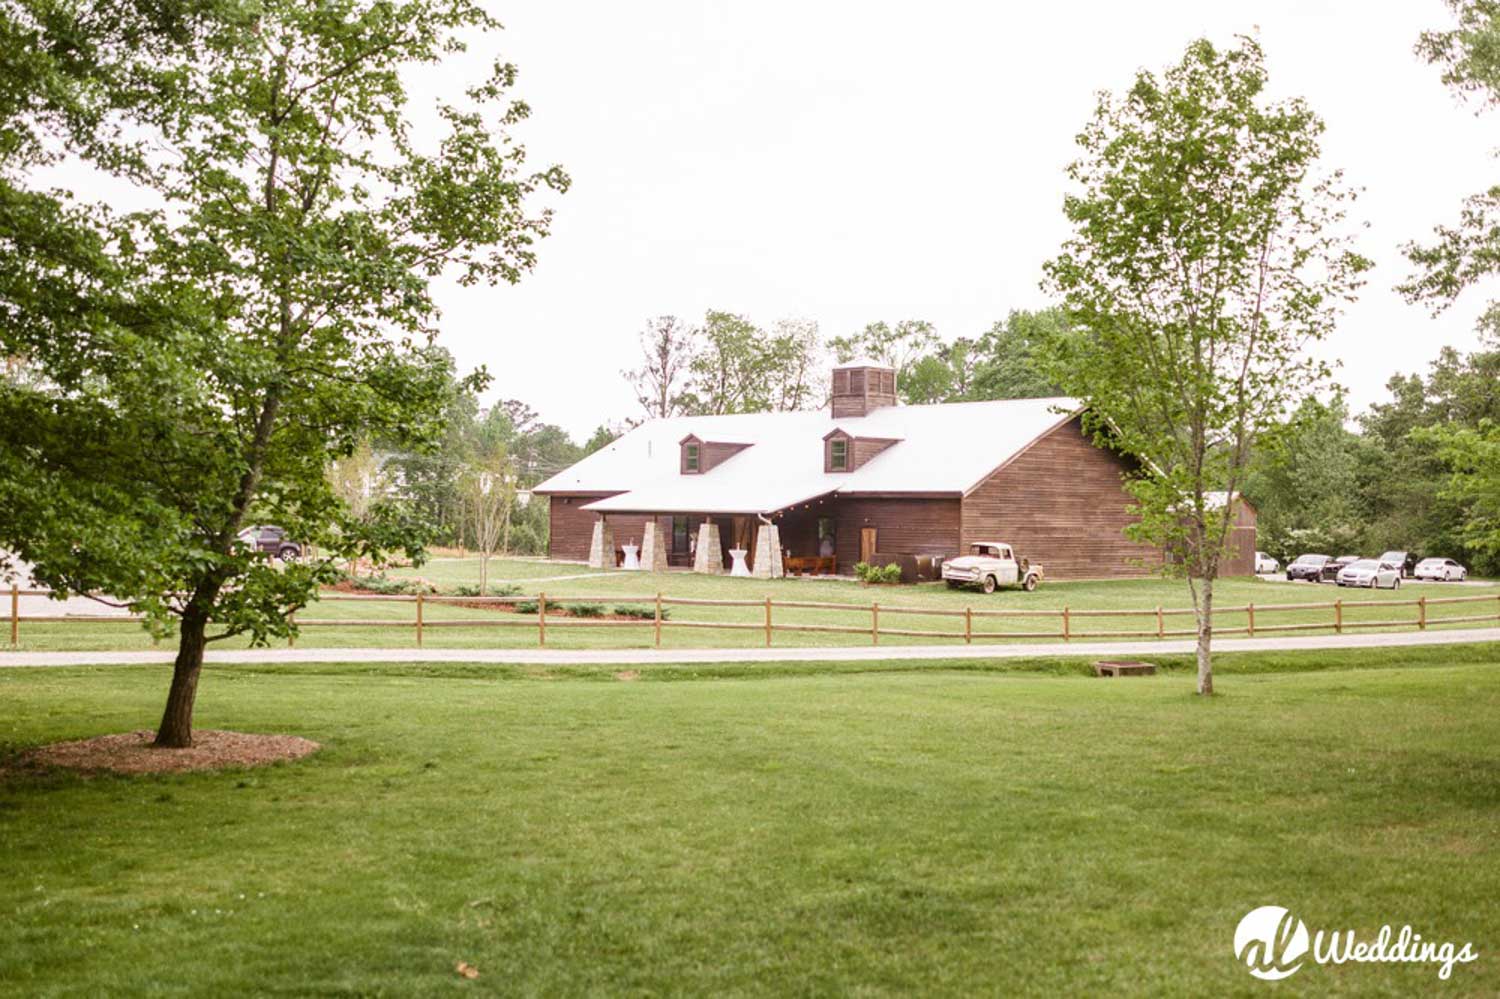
[8,583,1500,651]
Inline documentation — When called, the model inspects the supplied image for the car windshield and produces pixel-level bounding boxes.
[1417,559,1443,568]
[1348,560,1380,571]
[1294,555,1327,565]
[1378,551,1403,561]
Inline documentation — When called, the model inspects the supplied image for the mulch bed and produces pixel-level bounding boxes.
[18,730,320,775]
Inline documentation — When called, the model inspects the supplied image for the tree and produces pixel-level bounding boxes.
[1241,395,1366,560]
[1040,36,1369,695]
[624,315,697,420]
[458,444,517,595]
[0,1,566,745]
[1401,1,1500,573]
[968,309,1068,400]
[829,320,940,400]
[679,310,822,415]
[582,422,626,455]
[766,318,824,411]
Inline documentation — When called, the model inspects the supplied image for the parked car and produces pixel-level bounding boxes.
[1320,555,1361,583]
[1336,558,1401,589]
[1414,557,1468,582]
[1254,551,1280,574]
[1377,550,1420,578]
[1285,554,1330,582]
[237,524,302,560]
[942,541,1042,593]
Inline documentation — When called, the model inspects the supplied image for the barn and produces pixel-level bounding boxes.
[533,361,1256,579]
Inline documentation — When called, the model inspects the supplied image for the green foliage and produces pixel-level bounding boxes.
[853,562,902,584]
[1416,419,1500,565]
[1039,36,1369,689]
[346,575,437,596]
[968,310,1069,400]
[452,583,521,598]
[613,604,668,620]
[513,600,539,615]
[675,310,823,416]
[1241,395,1367,561]
[829,320,939,401]
[564,603,605,618]
[0,0,567,739]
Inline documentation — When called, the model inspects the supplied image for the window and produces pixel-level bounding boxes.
[829,438,848,471]
[684,443,700,473]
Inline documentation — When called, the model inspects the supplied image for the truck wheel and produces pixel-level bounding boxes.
[1022,574,1038,592]
[278,545,300,561]
[982,575,997,594]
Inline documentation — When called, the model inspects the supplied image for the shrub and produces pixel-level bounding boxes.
[613,605,669,620]
[853,562,903,585]
[451,583,521,598]
[347,574,436,595]
[513,600,539,615]
[566,603,606,618]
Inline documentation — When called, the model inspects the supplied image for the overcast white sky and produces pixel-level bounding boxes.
[424,1,1495,439]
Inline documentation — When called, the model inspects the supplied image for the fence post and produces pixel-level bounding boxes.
[9,583,17,648]
[1062,606,1070,641]
[1247,602,1255,638]
[1334,599,1342,635]
[654,592,663,648]
[1418,595,1426,631]
[871,602,879,646]
[538,592,547,647]
[964,606,972,644]
[415,593,424,648]
[764,597,773,647]
[1155,605,1163,639]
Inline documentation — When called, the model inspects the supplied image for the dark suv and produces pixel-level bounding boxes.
[1377,550,1420,578]
[238,525,302,560]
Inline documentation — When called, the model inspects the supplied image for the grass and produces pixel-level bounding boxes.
[2,647,1498,995]
[9,561,1498,652]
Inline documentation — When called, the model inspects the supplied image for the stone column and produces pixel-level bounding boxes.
[640,519,668,573]
[692,521,723,574]
[752,523,784,579]
[587,517,615,569]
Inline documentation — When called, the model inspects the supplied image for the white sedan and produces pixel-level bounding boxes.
[1336,559,1401,589]
[1254,551,1279,574]
[1414,557,1468,582]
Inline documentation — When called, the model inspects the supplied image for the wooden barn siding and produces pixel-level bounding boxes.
[960,418,1164,580]
[1221,499,1258,577]
[851,437,896,470]
[547,495,605,560]
[833,497,961,573]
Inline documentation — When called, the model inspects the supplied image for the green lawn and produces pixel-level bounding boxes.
[2,647,1497,995]
[10,564,1498,652]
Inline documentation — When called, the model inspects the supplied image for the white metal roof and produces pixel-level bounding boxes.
[533,397,1081,515]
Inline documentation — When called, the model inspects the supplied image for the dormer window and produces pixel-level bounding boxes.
[683,442,700,473]
[829,438,848,471]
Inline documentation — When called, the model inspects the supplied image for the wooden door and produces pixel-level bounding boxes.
[860,527,877,564]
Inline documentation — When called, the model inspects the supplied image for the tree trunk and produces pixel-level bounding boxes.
[155,607,209,747]
[1196,576,1214,696]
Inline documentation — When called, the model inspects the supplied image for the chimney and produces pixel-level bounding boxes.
[830,360,897,418]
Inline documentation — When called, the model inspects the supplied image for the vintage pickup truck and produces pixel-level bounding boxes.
[941,541,1042,593]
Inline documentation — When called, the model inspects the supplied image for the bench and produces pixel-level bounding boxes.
[1093,660,1156,678]
[785,555,837,576]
